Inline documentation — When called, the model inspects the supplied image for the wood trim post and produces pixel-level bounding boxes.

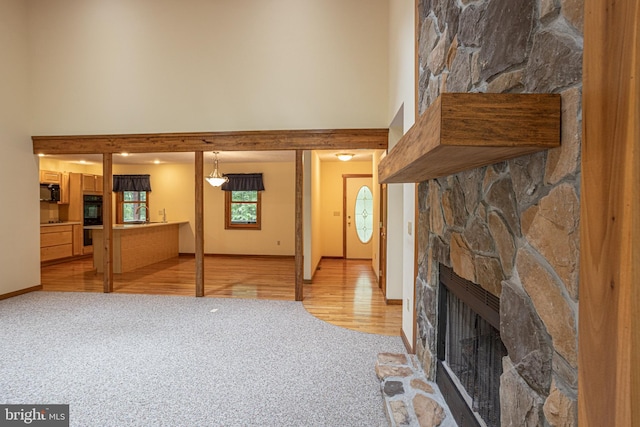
[579,0,639,424]
[102,153,113,293]
[195,151,205,297]
[342,176,347,258]
[295,150,303,301]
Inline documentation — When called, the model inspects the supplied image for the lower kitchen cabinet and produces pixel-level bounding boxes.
[40,224,73,262]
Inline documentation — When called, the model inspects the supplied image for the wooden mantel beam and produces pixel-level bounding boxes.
[32,128,388,155]
[378,93,561,183]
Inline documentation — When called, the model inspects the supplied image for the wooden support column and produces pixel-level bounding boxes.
[195,151,205,297]
[295,150,303,301]
[102,153,113,293]
[579,0,639,425]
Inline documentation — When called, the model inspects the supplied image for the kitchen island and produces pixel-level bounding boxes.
[87,221,188,273]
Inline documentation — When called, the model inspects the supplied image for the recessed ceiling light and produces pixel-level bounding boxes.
[120,152,130,157]
[37,153,46,157]
[78,160,87,164]
[153,160,160,164]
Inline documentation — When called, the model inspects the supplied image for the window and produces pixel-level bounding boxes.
[116,191,149,223]
[225,190,261,230]
[355,185,373,243]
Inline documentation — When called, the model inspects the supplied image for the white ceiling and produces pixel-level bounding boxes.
[42,150,377,165]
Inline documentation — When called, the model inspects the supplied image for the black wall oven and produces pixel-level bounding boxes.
[83,195,103,246]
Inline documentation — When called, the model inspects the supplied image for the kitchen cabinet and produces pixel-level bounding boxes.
[82,174,103,193]
[40,224,73,262]
[59,173,83,222]
[39,169,69,204]
[40,170,61,185]
[59,172,70,204]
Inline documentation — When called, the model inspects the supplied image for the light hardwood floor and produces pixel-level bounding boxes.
[40,255,402,336]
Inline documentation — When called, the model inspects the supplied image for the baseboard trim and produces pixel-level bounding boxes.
[0,285,43,301]
[178,253,295,260]
[401,328,414,354]
[386,298,402,305]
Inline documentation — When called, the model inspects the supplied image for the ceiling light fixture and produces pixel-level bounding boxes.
[336,153,355,161]
[205,152,229,187]
[120,152,130,157]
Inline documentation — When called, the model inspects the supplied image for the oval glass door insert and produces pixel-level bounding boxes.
[354,185,373,243]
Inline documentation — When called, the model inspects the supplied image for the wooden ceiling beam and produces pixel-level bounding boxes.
[32,128,389,155]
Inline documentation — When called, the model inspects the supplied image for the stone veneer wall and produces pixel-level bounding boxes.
[415,0,583,425]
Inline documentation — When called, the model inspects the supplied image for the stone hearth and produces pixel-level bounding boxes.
[375,353,457,427]
[415,0,582,425]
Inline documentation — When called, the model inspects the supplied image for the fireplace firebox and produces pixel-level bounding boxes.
[436,265,507,427]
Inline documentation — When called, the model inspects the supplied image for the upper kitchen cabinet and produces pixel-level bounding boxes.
[82,174,103,193]
[39,169,69,205]
[59,172,70,204]
[40,170,61,185]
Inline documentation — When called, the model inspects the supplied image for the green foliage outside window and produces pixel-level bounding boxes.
[123,191,148,222]
[230,191,258,224]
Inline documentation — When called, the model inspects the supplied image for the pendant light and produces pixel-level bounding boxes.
[205,152,229,187]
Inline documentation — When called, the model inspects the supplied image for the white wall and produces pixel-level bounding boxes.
[303,151,312,280]
[389,0,416,127]
[371,149,384,278]
[310,151,323,276]
[386,109,405,301]
[28,0,389,135]
[388,0,416,347]
[0,0,41,295]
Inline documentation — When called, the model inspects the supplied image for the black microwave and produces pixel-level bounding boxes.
[40,184,60,202]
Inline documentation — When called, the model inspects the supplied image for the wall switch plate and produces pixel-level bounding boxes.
[407,221,412,235]
[333,211,340,216]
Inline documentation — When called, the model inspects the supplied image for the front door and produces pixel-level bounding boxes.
[344,176,373,259]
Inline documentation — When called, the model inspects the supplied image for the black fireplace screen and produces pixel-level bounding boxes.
[437,265,507,427]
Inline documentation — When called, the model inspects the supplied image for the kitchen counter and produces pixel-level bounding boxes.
[84,220,188,230]
[91,221,188,273]
[40,221,82,227]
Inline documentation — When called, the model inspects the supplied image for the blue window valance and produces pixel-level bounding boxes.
[113,175,152,192]
[221,173,265,192]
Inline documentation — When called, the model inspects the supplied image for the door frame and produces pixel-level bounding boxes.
[342,174,373,258]
[379,183,388,295]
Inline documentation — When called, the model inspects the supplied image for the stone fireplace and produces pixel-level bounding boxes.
[415,0,582,425]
